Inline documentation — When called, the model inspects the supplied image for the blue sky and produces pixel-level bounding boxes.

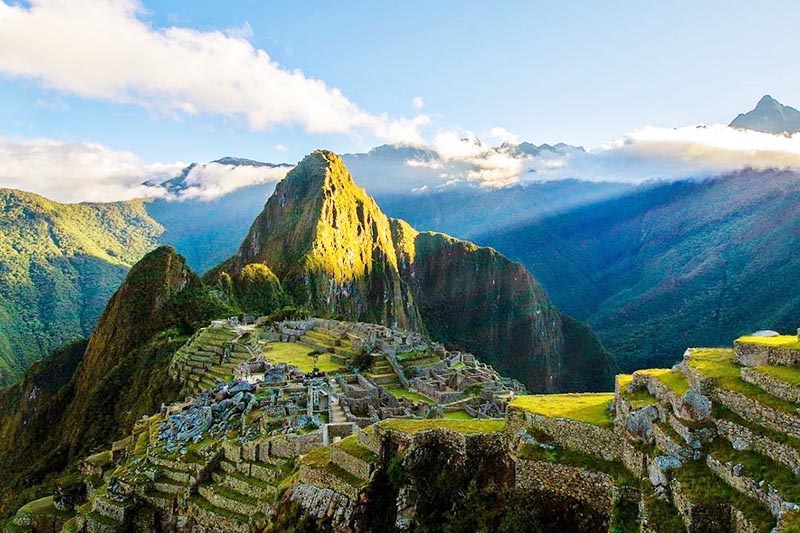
[1,0,798,165]
[1,0,800,202]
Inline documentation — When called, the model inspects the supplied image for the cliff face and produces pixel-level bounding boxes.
[216,150,611,392]
[393,225,564,391]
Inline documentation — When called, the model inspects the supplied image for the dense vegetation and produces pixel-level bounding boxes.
[0,247,240,515]
[0,189,163,385]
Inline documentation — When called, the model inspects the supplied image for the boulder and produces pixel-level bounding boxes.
[680,389,712,421]
[625,404,659,441]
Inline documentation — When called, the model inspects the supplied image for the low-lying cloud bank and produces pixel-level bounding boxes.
[0,0,428,145]
[402,124,800,190]
[0,137,183,203]
[0,137,292,203]
[3,124,800,203]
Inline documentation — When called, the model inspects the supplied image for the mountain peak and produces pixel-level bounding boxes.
[730,95,800,134]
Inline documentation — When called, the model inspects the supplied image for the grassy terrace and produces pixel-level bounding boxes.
[711,438,800,502]
[737,335,800,350]
[17,496,73,517]
[263,342,345,373]
[443,410,473,420]
[636,368,690,396]
[755,364,800,386]
[509,393,615,428]
[714,405,800,451]
[674,459,775,531]
[378,418,505,435]
[517,442,635,486]
[336,435,378,463]
[387,387,433,404]
[688,348,800,414]
[641,489,685,533]
[302,446,368,487]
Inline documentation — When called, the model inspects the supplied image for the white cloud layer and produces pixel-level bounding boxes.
[0,137,294,203]
[0,137,183,202]
[176,162,290,201]
[0,0,428,144]
[403,124,800,190]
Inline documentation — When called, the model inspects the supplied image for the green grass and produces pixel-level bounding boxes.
[517,442,635,486]
[263,342,345,373]
[17,496,72,517]
[737,335,800,350]
[688,348,800,414]
[443,410,473,420]
[637,368,689,395]
[336,435,378,463]
[711,438,800,502]
[673,459,774,531]
[755,365,800,386]
[84,450,113,466]
[379,418,505,435]
[509,393,615,427]
[617,374,659,408]
[387,387,433,404]
[641,490,685,533]
[301,445,368,486]
[714,405,800,451]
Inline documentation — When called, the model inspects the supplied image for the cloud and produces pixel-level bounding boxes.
[532,124,800,183]
[404,129,529,188]
[174,161,290,200]
[0,137,183,202]
[0,0,428,144]
[0,137,295,203]
[274,144,288,152]
[412,96,424,109]
[488,126,518,145]
[400,124,800,190]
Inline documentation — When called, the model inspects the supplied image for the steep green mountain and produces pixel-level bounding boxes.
[730,95,800,134]
[477,169,800,371]
[214,150,611,391]
[0,246,234,514]
[0,190,164,385]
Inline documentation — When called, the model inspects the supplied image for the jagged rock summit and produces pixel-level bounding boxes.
[213,150,612,392]
[730,95,800,134]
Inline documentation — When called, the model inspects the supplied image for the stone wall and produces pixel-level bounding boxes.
[670,477,731,532]
[299,463,362,501]
[715,418,800,475]
[514,458,615,514]
[506,407,622,461]
[734,341,800,367]
[330,446,373,480]
[740,367,800,403]
[706,454,784,517]
[715,387,800,439]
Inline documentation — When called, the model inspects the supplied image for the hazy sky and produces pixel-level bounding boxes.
[1,0,799,201]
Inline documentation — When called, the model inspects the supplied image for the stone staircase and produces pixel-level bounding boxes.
[366,355,401,388]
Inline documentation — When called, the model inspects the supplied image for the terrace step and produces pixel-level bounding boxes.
[189,496,251,533]
[211,470,276,500]
[198,483,262,515]
[741,366,800,404]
